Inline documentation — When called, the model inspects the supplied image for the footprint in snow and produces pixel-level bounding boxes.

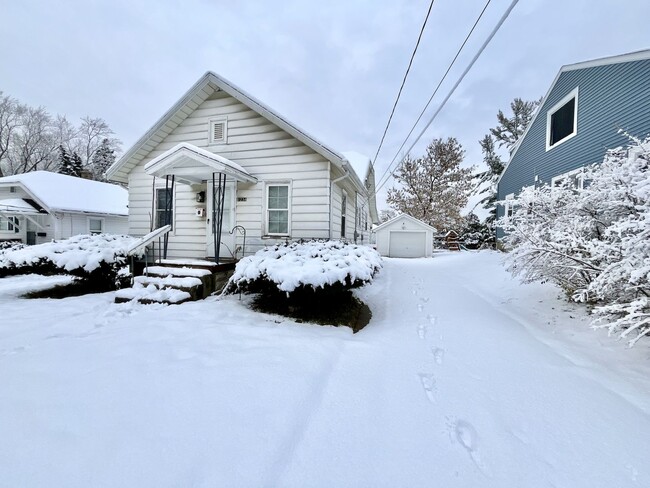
[431,347,445,365]
[417,303,424,312]
[417,324,428,339]
[426,314,437,326]
[419,296,430,303]
[418,373,436,403]
[445,416,492,477]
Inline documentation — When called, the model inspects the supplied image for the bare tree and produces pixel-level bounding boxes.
[387,137,473,232]
[0,92,25,177]
[7,106,58,174]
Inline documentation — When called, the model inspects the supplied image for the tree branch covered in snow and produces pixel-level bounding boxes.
[498,134,650,346]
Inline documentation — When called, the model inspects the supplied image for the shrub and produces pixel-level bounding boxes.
[224,240,382,330]
[498,133,649,345]
[0,234,138,291]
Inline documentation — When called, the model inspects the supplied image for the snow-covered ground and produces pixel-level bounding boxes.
[1,252,649,487]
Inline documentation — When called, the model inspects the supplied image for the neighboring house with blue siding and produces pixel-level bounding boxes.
[496,49,650,233]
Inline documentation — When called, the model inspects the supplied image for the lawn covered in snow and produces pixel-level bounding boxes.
[1,252,649,487]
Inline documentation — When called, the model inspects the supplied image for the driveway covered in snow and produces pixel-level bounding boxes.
[1,253,649,487]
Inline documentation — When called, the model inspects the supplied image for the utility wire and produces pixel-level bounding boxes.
[375,0,492,192]
[375,0,519,195]
[370,0,437,169]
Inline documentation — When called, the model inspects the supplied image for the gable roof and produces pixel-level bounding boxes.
[373,213,436,233]
[341,151,371,183]
[0,171,128,216]
[497,48,650,186]
[106,71,353,186]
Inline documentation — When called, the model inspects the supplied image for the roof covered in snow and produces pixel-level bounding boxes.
[342,151,371,184]
[0,171,128,216]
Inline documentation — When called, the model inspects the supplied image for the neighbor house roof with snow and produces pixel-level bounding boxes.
[106,71,366,194]
[0,171,128,216]
[373,213,436,233]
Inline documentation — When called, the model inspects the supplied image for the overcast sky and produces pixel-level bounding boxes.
[2,0,649,209]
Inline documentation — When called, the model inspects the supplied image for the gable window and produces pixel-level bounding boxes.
[156,188,174,229]
[266,184,290,235]
[88,218,103,235]
[546,88,578,150]
[341,192,347,238]
[0,216,19,232]
[209,118,228,145]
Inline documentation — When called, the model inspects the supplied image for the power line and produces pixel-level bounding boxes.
[370,0,437,169]
[375,0,493,193]
[375,0,519,195]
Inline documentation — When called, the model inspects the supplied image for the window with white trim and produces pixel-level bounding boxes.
[552,168,585,191]
[546,88,578,150]
[266,184,290,235]
[88,218,103,235]
[505,193,515,220]
[0,216,19,232]
[209,118,228,144]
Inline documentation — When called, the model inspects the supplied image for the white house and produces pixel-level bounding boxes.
[374,214,435,258]
[0,171,128,245]
[106,71,379,262]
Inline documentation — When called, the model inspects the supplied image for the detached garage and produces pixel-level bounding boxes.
[374,214,435,258]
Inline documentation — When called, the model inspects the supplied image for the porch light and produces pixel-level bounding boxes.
[196,191,205,203]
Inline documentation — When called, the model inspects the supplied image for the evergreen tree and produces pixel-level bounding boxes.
[57,145,74,175]
[490,97,541,151]
[387,137,473,232]
[90,138,116,180]
[69,151,83,177]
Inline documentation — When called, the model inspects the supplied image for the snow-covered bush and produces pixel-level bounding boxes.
[225,240,381,330]
[0,234,139,290]
[498,134,650,345]
[225,240,382,295]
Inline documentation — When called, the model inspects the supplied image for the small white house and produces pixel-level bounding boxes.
[374,214,435,258]
[105,71,379,262]
[0,171,128,245]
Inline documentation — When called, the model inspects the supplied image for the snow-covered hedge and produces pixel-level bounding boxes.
[498,134,650,346]
[0,234,139,290]
[225,240,382,295]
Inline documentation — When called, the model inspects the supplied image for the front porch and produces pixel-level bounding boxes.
[143,143,257,264]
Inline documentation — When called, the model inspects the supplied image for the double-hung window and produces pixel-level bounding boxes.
[266,184,290,235]
[0,216,18,232]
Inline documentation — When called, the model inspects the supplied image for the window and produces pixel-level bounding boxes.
[546,88,578,150]
[341,192,347,238]
[209,118,228,144]
[552,168,585,191]
[266,184,289,235]
[0,216,19,232]
[156,188,173,229]
[505,193,515,220]
[88,218,103,235]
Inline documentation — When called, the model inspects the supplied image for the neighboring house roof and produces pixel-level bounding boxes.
[106,71,367,194]
[0,198,41,215]
[497,48,650,186]
[373,213,436,233]
[0,171,128,216]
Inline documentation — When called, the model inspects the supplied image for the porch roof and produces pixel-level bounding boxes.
[144,143,257,185]
[0,198,42,215]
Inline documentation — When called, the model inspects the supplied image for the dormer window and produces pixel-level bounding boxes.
[546,87,578,150]
[209,118,228,145]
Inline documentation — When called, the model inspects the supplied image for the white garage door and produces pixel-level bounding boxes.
[389,231,426,258]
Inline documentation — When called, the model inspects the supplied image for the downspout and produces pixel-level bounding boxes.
[330,167,350,239]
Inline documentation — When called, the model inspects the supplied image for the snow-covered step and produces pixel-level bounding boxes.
[144,266,212,278]
[115,283,192,305]
[134,275,202,289]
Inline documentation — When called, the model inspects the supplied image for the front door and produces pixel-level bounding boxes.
[206,181,236,260]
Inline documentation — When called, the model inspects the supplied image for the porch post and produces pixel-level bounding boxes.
[211,172,227,264]
[163,174,174,259]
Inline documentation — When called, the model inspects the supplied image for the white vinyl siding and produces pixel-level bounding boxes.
[126,89,331,258]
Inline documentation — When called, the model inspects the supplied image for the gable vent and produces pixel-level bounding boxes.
[210,119,227,144]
